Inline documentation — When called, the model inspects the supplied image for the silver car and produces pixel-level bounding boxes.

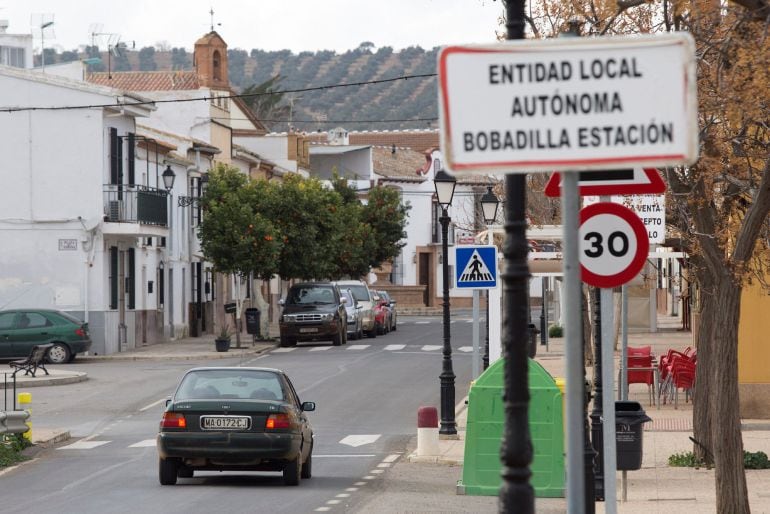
[340,289,363,340]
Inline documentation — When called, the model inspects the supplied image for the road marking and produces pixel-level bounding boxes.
[339,434,381,447]
[310,346,332,352]
[354,482,366,486]
[377,463,391,468]
[345,487,359,492]
[314,454,376,458]
[326,500,341,505]
[314,508,331,512]
[336,493,351,498]
[129,439,156,448]
[421,345,442,351]
[272,347,296,353]
[363,475,376,480]
[458,346,473,352]
[383,454,400,463]
[58,440,110,450]
[139,398,167,412]
[370,469,385,474]
[415,321,430,324]
[346,344,369,350]
[384,344,406,351]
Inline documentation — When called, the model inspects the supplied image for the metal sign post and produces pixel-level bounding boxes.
[472,289,481,379]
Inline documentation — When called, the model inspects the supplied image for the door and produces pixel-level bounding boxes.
[12,311,53,357]
[0,312,18,357]
[419,253,432,307]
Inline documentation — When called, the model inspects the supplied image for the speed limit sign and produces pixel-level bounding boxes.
[579,202,649,288]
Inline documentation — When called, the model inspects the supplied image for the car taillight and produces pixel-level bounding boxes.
[265,413,291,430]
[160,412,187,429]
[75,328,86,337]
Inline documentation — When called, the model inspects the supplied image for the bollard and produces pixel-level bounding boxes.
[18,392,31,440]
[416,406,439,456]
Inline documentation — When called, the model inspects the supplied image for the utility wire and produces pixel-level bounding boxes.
[0,72,438,114]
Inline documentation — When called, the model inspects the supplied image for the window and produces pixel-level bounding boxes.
[0,312,15,330]
[212,50,221,81]
[109,246,119,309]
[18,312,50,329]
[0,46,25,68]
[127,248,136,310]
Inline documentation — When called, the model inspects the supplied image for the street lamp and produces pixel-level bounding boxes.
[162,165,176,192]
[480,186,499,370]
[433,161,457,436]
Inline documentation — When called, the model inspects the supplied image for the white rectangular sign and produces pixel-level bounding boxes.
[585,194,666,243]
[438,34,698,175]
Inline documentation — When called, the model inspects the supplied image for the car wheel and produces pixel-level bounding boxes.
[367,326,377,338]
[47,343,71,364]
[349,329,357,341]
[159,458,179,485]
[280,336,296,348]
[342,328,347,345]
[301,449,312,479]
[392,319,397,332]
[177,465,193,478]
[283,456,301,486]
[357,325,364,340]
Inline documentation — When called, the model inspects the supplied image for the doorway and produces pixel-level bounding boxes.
[418,253,433,307]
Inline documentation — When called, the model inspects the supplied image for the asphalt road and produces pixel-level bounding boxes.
[0,316,486,514]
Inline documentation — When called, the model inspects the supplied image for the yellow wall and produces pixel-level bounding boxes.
[738,282,770,384]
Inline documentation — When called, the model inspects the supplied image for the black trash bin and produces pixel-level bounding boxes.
[245,308,261,337]
[615,401,652,470]
[527,323,539,358]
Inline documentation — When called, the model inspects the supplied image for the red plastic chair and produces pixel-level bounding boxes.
[661,353,696,407]
[627,354,656,406]
[627,346,652,357]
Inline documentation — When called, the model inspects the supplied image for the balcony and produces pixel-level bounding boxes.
[102,184,170,237]
[431,220,456,246]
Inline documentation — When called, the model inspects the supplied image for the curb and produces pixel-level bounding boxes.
[76,343,276,362]
[1,372,88,389]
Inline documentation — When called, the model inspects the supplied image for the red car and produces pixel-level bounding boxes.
[372,293,392,335]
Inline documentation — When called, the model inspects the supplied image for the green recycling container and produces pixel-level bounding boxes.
[458,358,565,497]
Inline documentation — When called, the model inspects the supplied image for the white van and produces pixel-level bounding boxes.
[333,280,377,338]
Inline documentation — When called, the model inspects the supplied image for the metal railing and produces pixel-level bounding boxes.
[103,184,169,227]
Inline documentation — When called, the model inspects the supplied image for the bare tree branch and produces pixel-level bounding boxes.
[733,155,770,263]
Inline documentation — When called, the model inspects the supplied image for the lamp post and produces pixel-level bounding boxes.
[434,162,457,436]
[480,185,500,370]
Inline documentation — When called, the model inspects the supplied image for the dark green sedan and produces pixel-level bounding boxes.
[157,367,315,486]
[0,309,92,364]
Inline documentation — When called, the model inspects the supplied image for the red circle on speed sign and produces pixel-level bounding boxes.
[579,202,649,288]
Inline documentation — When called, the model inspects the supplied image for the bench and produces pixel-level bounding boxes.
[9,344,54,378]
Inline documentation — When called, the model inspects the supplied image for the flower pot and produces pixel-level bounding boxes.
[215,338,231,352]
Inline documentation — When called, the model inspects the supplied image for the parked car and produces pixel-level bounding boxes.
[340,289,363,340]
[0,309,91,364]
[157,366,315,486]
[372,292,391,335]
[279,282,347,347]
[377,290,398,332]
[333,280,377,338]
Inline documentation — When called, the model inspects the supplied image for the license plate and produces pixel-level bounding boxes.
[299,327,318,333]
[200,416,251,430]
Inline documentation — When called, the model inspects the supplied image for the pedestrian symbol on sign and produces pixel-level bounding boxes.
[460,251,493,282]
[455,246,498,289]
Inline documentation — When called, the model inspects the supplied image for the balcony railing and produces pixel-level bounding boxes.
[103,185,169,227]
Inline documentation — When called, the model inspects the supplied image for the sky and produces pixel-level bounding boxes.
[2,0,505,54]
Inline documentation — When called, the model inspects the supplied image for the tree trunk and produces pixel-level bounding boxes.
[692,261,715,465]
[711,276,750,514]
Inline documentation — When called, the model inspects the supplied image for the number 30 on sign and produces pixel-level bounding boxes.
[579,202,649,288]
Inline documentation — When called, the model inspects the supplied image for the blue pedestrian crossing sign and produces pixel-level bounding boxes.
[455,246,498,289]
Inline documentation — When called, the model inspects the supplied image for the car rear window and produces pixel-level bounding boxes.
[49,311,83,325]
[176,369,285,401]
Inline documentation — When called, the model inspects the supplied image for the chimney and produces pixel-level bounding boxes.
[0,20,9,34]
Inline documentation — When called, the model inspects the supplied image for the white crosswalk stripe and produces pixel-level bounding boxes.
[272,347,296,353]
[384,344,406,351]
[415,321,430,325]
[458,346,473,353]
[310,346,332,351]
[58,440,110,450]
[421,345,442,351]
[346,345,369,350]
[129,439,157,448]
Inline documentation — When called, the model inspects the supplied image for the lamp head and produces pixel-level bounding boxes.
[480,185,500,224]
[162,165,176,191]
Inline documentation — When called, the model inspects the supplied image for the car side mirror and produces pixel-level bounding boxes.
[279,298,285,306]
[301,401,316,412]
[341,297,348,305]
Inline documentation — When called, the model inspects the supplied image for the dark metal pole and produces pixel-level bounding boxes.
[590,286,605,500]
[484,289,490,370]
[499,0,534,511]
[540,277,547,345]
[439,207,456,436]
[582,287,597,513]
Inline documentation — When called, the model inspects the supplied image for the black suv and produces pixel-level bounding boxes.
[279,282,347,347]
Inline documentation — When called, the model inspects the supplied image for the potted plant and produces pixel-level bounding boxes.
[215,325,232,352]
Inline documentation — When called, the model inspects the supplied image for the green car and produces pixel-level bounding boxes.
[0,309,92,364]
[157,367,315,486]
